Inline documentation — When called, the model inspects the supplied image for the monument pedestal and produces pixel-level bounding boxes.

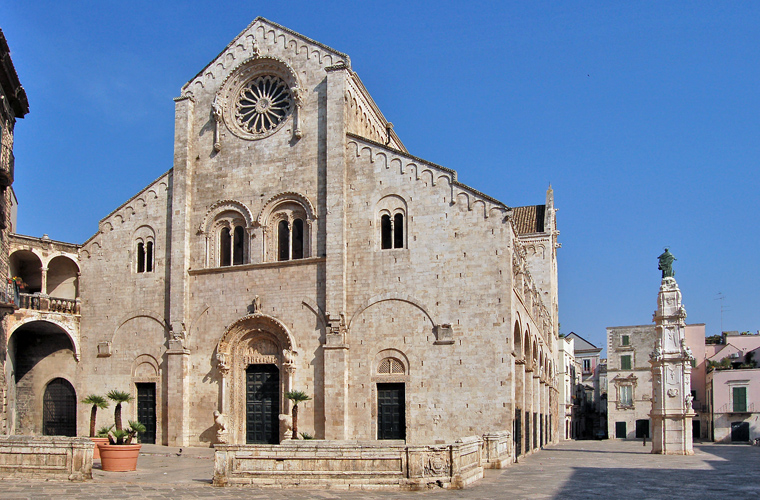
[649,276,694,455]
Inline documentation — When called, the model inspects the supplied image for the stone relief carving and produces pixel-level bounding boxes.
[212,95,223,152]
[216,352,230,374]
[667,388,679,398]
[423,452,450,477]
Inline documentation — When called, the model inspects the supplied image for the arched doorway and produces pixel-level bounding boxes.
[245,364,279,444]
[42,378,76,436]
[216,313,297,444]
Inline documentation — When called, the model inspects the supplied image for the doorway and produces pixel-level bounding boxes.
[635,419,650,439]
[731,421,750,442]
[136,383,156,444]
[377,383,405,440]
[43,378,76,436]
[246,364,280,444]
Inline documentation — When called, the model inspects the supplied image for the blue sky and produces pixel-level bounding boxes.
[3,1,759,352]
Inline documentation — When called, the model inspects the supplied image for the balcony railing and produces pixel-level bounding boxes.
[717,403,755,414]
[0,143,15,187]
[18,292,80,315]
[0,281,20,309]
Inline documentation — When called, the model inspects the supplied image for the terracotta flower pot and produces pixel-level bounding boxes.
[97,443,142,471]
[90,437,109,459]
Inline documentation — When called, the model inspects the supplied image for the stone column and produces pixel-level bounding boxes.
[533,373,541,450]
[650,277,694,455]
[523,367,533,453]
[514,360,525,459]
[323,326,348,439]
[166,339,190,446]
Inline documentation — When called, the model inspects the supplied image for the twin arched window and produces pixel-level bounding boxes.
[277,218,304,261]
[136,241,154,273]
[381,213,404,249]
[220,225,246,266]
[377,195,407,251]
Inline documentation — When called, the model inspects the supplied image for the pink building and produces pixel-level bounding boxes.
[706,332,760,443]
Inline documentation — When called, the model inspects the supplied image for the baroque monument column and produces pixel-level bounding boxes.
[649,249,695,455]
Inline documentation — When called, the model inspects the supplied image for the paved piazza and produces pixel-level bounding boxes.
[1,440,758,499]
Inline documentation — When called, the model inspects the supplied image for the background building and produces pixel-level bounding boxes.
[0,28,28,435]
[558,336,579,439]
[565,332,604,438]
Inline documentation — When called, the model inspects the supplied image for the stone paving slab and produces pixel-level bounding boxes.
[0,440,758,499]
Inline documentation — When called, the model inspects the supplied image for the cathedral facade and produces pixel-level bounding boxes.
[4,19,560,460]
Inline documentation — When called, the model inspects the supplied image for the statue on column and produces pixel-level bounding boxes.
[658,248,676,278]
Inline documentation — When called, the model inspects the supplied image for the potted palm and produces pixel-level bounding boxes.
[97,390,146,471]
[81,394,109,459]
[285,390,311,439]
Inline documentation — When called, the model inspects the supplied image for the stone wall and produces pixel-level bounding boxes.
[213,435,485,490]
[0,435,93,481]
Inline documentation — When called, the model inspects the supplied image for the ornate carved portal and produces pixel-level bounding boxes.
[215,314,297,444]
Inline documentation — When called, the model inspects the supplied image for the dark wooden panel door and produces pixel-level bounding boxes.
[246,365,279,444]
[43,378,76,437]
[377,383,405,440]
[514,408,522,456]
[635,419,650,439]
[136,383,156,444]
[731,421,749,442]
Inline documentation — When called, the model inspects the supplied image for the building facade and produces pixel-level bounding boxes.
[606,323,706,440]
[558,336,578,439]
[706,332,760,443]
[565,332,603,438]
[2,19,561,461]
[0,29,29,436]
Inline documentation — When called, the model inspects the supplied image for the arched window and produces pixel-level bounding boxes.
[136,240,154,273]
[393,213,404,248]
[233,226,244,265]
[381,215,392,249]
[292,219,304,259]
[378,357,405,375]
[377,195,407,250]
[220,228,232,267]
[278,220,289,261]
[137,242,145,273]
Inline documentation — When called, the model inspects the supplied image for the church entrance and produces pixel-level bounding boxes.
[43,378,76,436]
[246,364,280,444]
[136,383,156,444]
[377,383,405,440]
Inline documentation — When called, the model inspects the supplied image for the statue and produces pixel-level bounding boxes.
[250,295,262,314]
[213,410,228,443]
[658,248,676,278]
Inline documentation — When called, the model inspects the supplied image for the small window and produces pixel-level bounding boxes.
[582,359,591,373]
[621,335,629,346]
[145,241,153,272]
[292,219,304,260]
[621,355,632,370]
[137,242,145,273]
[381,214,392,249]
[136,240,154,273]
[393,213,404,248]
[220,228,231,266]
[378,357,405,375]
[620,385,632,406]
[278,220,290,261]
[733,387,747,412]
[233,226,244,265]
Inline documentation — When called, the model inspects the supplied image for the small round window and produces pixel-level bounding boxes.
[235,75,293,137]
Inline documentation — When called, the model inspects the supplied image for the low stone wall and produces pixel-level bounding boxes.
[482,431,513,468]
[213,436,485,490]
[0,436,93,481]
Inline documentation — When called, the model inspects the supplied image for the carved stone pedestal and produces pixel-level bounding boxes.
[649,277,694,455]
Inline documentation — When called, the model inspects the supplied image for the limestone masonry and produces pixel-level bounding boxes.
[2,18,561,477]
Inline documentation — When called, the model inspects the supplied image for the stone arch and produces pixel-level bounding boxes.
[215,313,297,444]
[201,200,254,235]
[132,353,160,379]
[45,255,80,299]
[348,293,436,330]
[514,319,523,358]
[373,348,410,377]
[10,250,43,294]
[9,318,80,361]
[111,310,167,345]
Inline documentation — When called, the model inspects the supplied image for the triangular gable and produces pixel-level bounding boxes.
[708,343,742,362]
[566,332,600,352]
[183,17,350,94]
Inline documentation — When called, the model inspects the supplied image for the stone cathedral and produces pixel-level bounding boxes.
[3,19,560,469]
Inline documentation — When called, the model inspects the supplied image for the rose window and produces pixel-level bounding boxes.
[235,75,293,136]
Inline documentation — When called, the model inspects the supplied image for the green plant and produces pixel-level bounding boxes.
[96,425,113,437]
[300,432,314,440]
[81,394,109,437]
[285,390,312,439]
[106,390,134,433]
